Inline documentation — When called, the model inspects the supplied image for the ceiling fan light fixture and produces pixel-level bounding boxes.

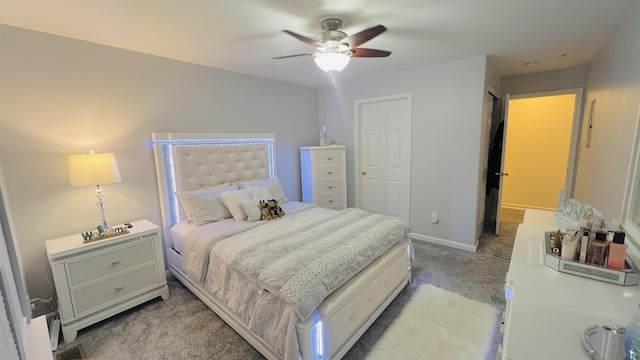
[314,53,351,72]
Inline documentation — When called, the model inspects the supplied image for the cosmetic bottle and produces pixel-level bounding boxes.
[607,231,627,270]
[561,231,578,260]
[579,230,589,263]
[586,231,607,266]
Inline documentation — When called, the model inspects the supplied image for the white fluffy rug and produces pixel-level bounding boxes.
[367,285,498,360]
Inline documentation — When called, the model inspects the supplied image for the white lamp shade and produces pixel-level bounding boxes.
[314,53,351,72]
[69,152,121,187]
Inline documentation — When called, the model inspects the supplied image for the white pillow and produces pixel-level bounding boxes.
[245,185,273,200]
[177,184,238,225]
[238,178,288,204]
[220,189,252,221]
[240,199,264,222]
[176,182,233,223]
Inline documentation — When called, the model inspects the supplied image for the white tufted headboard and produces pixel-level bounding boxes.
[173,144,270,192]
[151,132,276,250]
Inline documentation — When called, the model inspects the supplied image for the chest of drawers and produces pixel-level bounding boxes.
[300,145,347,210]
[45,219,169,343]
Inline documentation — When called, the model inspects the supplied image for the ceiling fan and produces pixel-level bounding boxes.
[274,18,391,88]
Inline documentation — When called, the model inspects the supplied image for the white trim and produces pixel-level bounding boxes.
[354,93,413,223]
[151,132,275,141]
[501,202,556,212]
[409,233,478,253]
[621,104,640,265]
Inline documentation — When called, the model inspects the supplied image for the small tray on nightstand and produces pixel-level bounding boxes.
[544,231,640,286]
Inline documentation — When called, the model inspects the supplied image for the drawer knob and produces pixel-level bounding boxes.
[115,285,125,291]
[111,260,121,265]
[327,157,332,160]
[328,171,333,175]
[328,186,333,189]
[329,200,334,203]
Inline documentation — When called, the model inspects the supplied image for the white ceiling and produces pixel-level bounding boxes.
[0,0,633,88]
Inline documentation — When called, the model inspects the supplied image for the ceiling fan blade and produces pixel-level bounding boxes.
[350,48,391,58]
[282,30,318,47]
[342,25,387,48]
[273,53,313,59]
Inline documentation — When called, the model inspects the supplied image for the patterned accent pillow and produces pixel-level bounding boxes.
[220,189,252,221]
[176,183,237,225]
[245,185,273,200]
[238,178,288,204]
[259,199,286,220]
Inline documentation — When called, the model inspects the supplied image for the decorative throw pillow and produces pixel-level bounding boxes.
[240,199,264,222]
[176,183,237,225]
[220,189,252,221]
[238,178,288,204]
[259,199,286,220]
[245,185,273,200]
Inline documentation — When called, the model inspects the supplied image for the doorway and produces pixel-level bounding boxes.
[485,89,583,230]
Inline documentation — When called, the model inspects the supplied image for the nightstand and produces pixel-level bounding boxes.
[45,219,169,343]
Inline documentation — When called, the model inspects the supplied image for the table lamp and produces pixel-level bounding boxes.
[69,151,121,231]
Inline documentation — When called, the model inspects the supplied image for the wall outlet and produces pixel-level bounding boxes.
[431,211,439,224]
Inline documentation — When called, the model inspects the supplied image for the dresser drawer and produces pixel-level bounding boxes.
[67,240,155,287]
[315,165,342,180]
[316,179,343,194]
[72,264,158,316]
[315,150,343,166]
[317,192,344,208]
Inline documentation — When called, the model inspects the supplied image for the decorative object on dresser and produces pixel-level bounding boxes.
[319,123,328,146]
[300,145,347,210]
[45,219,169,343]
[68,151,121,232]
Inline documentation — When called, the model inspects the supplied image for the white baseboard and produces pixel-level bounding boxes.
[501,203,555,211]
[409,232,477,253]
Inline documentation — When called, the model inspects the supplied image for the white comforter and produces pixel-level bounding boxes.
[181,203,410,360]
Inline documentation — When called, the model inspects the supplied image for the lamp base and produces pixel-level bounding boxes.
[95,185,113,231]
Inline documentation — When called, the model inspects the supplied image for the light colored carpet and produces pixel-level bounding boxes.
[366,285,498,360]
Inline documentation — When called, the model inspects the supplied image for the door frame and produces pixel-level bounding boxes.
[354,92,413,222]
[507,88,584,200]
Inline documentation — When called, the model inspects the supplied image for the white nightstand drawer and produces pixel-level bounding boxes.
[316,179,343,193]
[317,192,344,208]
[72,264,158,316]
[316,165,342,180]
[315,150,343,166]
[67,239,155,287]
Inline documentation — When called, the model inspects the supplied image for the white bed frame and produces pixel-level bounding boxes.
[151,132,411,360]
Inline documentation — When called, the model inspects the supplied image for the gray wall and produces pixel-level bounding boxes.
[498,0,640,219]
[502,65,590,96]
[0,25,319,300]
[319,55,491,251]
[573,0,640,218]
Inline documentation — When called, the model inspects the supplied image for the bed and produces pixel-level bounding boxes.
[151,132,412,360]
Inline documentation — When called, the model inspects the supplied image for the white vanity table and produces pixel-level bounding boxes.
[500,209,640,359]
